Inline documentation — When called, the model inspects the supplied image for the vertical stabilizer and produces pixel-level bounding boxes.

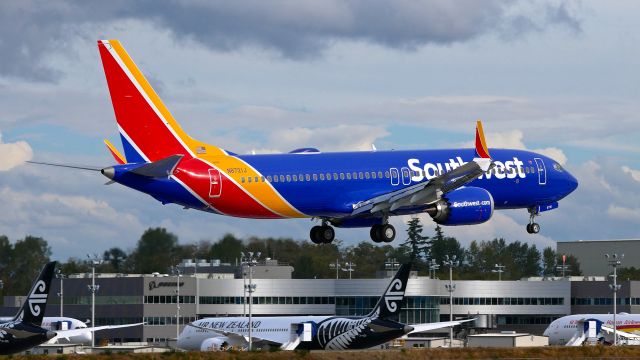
[97,39,223,163]
[367,263,411,320]
[13,262,57,326]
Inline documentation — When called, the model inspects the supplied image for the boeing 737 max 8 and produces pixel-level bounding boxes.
[30,40,578,243]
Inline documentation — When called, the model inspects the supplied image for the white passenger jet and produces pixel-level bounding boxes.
[178,264,472,351]
[544,313,640,346]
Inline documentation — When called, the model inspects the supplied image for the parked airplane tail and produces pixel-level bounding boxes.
[367,263,411,320]
[97,39,224,163]
[13,262,57,326]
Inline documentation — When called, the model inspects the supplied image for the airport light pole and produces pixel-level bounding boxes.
[87,254,103,348]
[492,264,505,281]
[385,258,400,272]
[605,253,623,346]
[240,253,247,317]
[428,259,440,279]
[329,259,341,279]
[56,268,65,317]
[172,266,182,343]
[242,252,260,351]
[443,255,458,347]
[342,261,356,279]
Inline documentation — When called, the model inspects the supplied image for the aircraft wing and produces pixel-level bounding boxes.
[48,322,145,343]
[186,323,281,347]
[408,319,476,335]
[351,157,492,216]
[350,121,493,217]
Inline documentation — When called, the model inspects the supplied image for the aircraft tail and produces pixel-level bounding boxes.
[475,120,491,159]
[367,263,411,320]
[97,39,224,163]
[13,261,57,326]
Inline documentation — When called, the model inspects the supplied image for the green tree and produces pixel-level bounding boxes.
[102,247,128,272]
[542,247,556,276]
[209,234,244,264]
[430,225,464,274]
[131,228,179,273]
[7,236,51,295]
[402,217,431,265]
[618,267,640,281]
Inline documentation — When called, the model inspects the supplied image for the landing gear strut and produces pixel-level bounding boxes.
[310,222,335,244]
[526,208,540,234]
[370,224,396,243]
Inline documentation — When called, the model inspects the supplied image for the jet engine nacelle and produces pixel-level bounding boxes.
[426,187,494,226]
[200,337,230,351]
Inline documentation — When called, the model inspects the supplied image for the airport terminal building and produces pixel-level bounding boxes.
[1,259,576,344]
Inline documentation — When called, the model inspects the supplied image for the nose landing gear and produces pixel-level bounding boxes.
[527,208,540,234]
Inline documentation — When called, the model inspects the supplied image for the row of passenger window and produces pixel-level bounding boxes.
[240,166,540,184]
[241,171,388,184]
[441,297,564,306]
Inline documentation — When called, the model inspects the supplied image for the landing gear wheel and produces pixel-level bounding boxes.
[526,208,541,235]
[310,226,324,244]
[319,225,335,244]
[370,225,383,243]
[530,223,540,234]
[380,224,396,243]
[370,224,396,243]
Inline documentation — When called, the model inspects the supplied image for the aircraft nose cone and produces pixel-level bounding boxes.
[564,171,579,195]
[101,167,115,179]
[403,325,414,334]
[46,331,57,340]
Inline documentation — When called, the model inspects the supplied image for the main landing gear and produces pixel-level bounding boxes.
[309,220,396,244]
[526,208,541,234]
[370,224,396,243]
[310,222,335,244]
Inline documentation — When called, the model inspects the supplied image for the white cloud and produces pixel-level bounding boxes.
[622,166,640,182]
[607,204,640,222]
[463,128,567,165]
[267,125,389,152]
[0,132,33,171]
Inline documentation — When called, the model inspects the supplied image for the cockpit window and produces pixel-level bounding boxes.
[553,163,563,172]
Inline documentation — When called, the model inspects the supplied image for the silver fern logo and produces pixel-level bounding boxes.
[384,279,404,313]
[27,280,48,317]
[316,316,373,350]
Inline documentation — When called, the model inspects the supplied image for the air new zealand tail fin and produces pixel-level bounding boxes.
[367,263,411,320]
[12,261,57,326]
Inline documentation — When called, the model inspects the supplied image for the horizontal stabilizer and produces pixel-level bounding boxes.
[130,155,184,178]
[104,139,126,164]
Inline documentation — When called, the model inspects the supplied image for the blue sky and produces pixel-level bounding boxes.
[0,1,639,260]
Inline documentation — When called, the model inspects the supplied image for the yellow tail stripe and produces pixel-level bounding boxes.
[104,139,126,164]
[108,40,226,157]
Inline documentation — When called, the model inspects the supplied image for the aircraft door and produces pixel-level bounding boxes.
[208,169,222,197]
[390,168,400,186]
[534,158,547,185]
[401,167,411,185]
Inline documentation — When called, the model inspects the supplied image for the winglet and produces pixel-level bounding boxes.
[104,139,126,164]
[475,120,491,159]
